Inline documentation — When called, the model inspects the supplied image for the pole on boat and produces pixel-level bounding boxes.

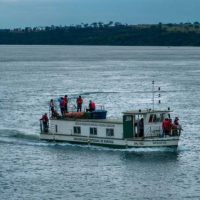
[158,87,161,104]
[152,81,161,111]
[152,80,155,111]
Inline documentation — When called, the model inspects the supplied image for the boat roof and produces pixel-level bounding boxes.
[123,110,172,115]
[51,117,123,124]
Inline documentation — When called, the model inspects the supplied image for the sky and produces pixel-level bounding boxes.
[0,0,200,28]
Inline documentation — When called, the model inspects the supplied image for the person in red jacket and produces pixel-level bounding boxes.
[76,96,83,112]
[87,100,96,112]
[40,113,49,132]
[162,118,172,135]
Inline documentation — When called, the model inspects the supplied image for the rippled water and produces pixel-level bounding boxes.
[0,45,200,199]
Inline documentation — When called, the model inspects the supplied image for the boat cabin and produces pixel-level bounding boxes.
[123,110,172,138]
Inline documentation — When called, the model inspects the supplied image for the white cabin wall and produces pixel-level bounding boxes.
[50,120,73,135]
[50,120,123,139]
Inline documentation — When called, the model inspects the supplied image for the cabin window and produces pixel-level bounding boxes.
[149,114,164,122]
[156,114,162,122]
[90,127,97,135]
[73,126,81,134]
[106,128,114,137]
[160,113,165,121]
[149,114,157,122]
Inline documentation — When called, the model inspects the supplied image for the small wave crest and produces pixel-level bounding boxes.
[81,91,118,96]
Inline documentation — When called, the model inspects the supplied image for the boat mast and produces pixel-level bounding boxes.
[152,80,161,111]
[152,80,155,111]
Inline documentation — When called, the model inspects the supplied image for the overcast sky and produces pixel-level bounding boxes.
[0,0,200,28]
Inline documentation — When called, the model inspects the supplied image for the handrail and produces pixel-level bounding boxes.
[145,125,161,137]
[40,120,49,133]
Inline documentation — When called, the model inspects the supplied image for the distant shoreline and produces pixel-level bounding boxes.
[1,22,200,46]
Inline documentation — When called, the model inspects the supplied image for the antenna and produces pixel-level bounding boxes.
[158,87,161,104]
[152,80,155,111]
[152,81,161,111]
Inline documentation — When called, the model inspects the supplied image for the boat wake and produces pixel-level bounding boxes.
[0,128,42,147]
[0,128,39,140]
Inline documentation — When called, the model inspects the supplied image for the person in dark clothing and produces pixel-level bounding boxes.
[64,95,68,113]
[172,117,181,135]
[59,97,65,116]
[49,99,55,117]
[174,117,179,126]
[139,118,144,137]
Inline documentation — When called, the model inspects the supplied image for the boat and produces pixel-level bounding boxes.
[39,82,182,148]
[40,105,182,148]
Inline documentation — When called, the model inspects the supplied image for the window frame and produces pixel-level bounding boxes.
[90,127,97,136]
[73,126,81,134]
[106,128,114,137]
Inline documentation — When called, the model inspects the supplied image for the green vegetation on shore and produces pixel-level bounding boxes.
[1,22,200,46]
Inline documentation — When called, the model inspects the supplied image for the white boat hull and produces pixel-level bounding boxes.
[40,133,179,148]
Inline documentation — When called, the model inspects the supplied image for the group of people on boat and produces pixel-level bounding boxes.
[48,95,96,117]
[162,117,181,136]
[40,95,96,131]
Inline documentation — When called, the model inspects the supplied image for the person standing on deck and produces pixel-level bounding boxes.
[64,95,68,113]
[40,113,49,132]
[172,117,182,135]
[49,99,55,116]
[162,118,169,135]
[139,118,144,137]
[76,96,83,112]
[162,118,172,135]
[59,97,65,116]
[174,117,179,126]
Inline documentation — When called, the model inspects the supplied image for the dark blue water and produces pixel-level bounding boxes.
[0,45,200,199]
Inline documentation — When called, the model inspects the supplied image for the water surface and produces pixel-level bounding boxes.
[0,45,200,199]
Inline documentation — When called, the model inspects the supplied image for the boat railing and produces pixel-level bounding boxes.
[96,104,105,110]
[40,120,49,133]
[145,125,181,138]
[145,125,161,137]
[171,127,182,136]
[67,104,105,112]
[68,105,77,112]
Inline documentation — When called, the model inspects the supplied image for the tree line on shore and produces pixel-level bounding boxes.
[1,22,200,46]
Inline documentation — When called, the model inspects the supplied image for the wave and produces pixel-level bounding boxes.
[81,91,118,95]
[79,90,189,96]
[0,128,39,141]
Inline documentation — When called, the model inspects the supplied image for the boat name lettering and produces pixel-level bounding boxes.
[75,122,115,128]
[152,141,167,145]
[74,137,88,142]
[73,137,114,144]
[134,141,144,145]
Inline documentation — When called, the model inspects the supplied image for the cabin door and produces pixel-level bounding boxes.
[123,115,134,138]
